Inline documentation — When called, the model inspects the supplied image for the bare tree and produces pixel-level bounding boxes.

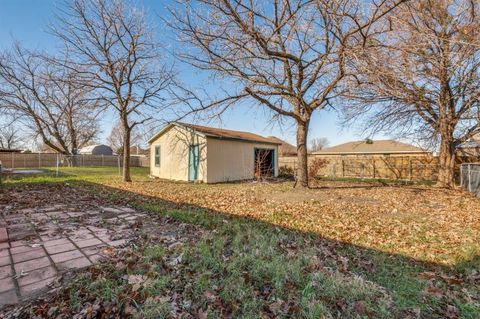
[347,0,480,187]
[169,0,407,187]
[107,121,142,155]
[309,137,330,152]
[51,0,174,182]
[0,120,22,150]
[0,44,102,154]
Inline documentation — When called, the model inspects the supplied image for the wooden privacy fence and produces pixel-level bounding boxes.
[0,152,150,169]
[279,155,439,181]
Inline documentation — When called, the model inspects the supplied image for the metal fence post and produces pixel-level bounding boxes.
[56,153,60,177]
[11,152,14,169]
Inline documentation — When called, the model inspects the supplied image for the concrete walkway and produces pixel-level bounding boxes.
[0,205,146,307]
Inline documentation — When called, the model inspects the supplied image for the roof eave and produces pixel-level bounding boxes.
[148,122,209,144]
[206,135,281,145]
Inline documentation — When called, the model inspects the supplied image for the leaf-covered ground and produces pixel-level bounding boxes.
[1,168,479,318]
[102,178,480,267]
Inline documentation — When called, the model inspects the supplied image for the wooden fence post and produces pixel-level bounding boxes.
[372,157,376,178]
[468,164,472,192]
[341,158,345,177]
[408,157,412,181]
[460,164,464,188]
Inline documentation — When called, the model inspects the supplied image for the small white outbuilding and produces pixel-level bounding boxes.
[148,122,280,183]
[78,144,113,156]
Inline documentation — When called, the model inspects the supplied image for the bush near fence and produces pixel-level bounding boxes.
[279,154,439,181]
[0,152,149,169]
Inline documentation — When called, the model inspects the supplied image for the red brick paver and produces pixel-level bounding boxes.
[45,242,76,254]
[14,257,51,273]
[0,256,10,267]
[17,266,57,287]
[0,278,15,293]
[76,238,103,248]
[0,228,7,243]
[11,247,46,263]
[56,257,91,270]
[51,250,84,263]
[0,265,12,280]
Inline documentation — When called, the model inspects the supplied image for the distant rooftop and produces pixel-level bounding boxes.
[312,140,429,155]
[268,136,297,156]
[0,148,22,153]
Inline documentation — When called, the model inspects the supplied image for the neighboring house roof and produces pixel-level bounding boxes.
[268,136,297,156]
[79,144,113,154]
[312,140,429,155]
[0,148,22,153]
[148,122,281,145]
[79,145,98,153]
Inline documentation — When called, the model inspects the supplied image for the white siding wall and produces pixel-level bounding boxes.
[149,126,207,182]
[206,138,278,183]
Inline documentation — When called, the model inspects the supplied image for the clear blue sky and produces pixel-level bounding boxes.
[0,0,389,147]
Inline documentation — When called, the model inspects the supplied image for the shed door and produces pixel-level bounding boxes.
[188,145,200,181]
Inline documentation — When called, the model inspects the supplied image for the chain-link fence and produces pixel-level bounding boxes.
[460,163,480,196]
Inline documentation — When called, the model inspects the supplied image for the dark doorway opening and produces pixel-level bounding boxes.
[254,148,274,178]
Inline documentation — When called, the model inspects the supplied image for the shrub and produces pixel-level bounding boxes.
[308,158,329,179]
[278,165,294,178]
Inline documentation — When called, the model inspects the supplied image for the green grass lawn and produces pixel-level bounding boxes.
[1,166,150,185]
[2,167,479,318]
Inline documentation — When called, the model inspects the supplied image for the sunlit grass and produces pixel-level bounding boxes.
[1,166,150,185]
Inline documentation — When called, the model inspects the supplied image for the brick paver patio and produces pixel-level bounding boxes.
[0,204,147,307]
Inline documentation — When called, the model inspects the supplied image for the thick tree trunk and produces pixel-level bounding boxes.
[436,133,456,188]
[295,119,309,188]
[121,116,132,182]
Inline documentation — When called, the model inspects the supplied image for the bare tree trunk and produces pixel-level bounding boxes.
[296,120,309,188]
[437,133,455,188]
[121,116,132,182]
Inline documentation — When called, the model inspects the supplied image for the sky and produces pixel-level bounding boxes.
[0,0,390,148]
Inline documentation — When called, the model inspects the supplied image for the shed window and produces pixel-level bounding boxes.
[154,146,161,167]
